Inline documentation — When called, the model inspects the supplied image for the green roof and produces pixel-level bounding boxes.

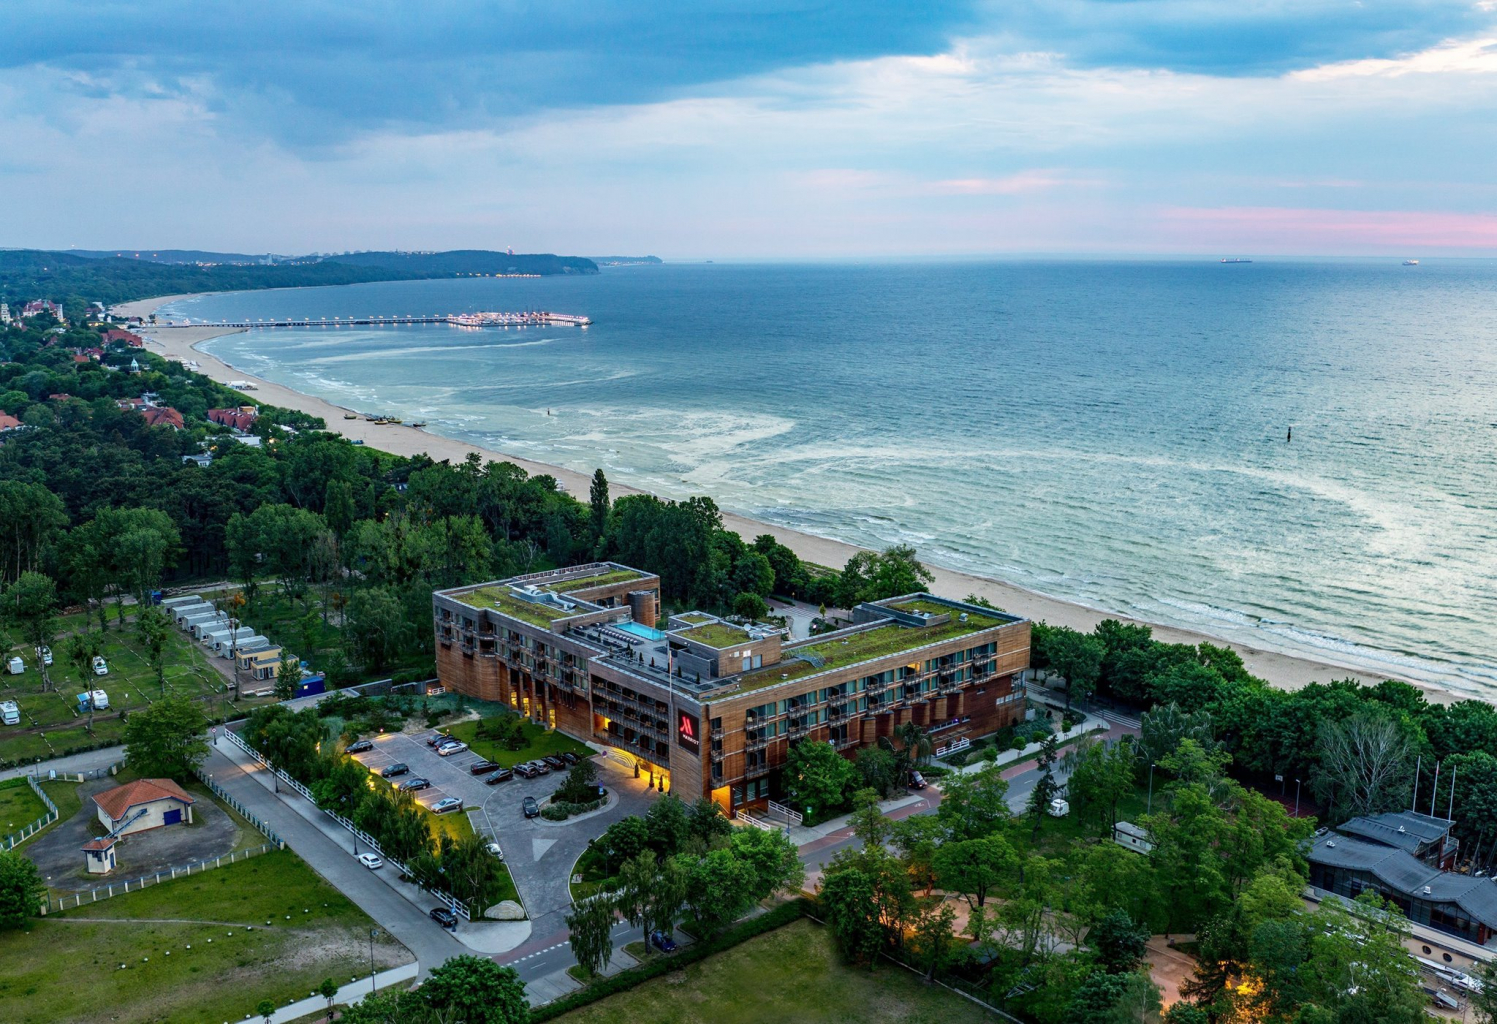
[889,598,967,618]
[545,568,646,593]
[676,612,712,625]
[677,623,754,649]
[458,586,574,628]
[732,612,1002,693]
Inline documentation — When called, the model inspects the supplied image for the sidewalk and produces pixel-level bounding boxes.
[0,744,124,783]
[784,791,927,847]
[951,712,1108,776]
[210,736,532,956]
[266,963,420,1023]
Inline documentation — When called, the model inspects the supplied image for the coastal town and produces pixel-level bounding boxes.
[0,283,1493,1024]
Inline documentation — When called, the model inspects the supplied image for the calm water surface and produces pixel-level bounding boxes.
[170,260,1497,698]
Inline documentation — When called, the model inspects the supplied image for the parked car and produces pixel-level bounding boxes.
[650,930,678,953]
[0,700,19,726]
[529,760,551,775]
[399,777,430,792]
[436,740,468,756]
[468,759,500,775]
[425,734,450,748]
[346,739,374,754]
[513,764,537,779]
[381,762,410,779]
[559,751,580,765]
[483,841,504,860]
[356,853,383,870]
[522,796,540,818]
[91,655,109,676]
[35,646,52,666]
[908,770,927,790]
[484,768,514,785]
[429,907,458,928]
[431,797,463,814]
[541,755,566,770]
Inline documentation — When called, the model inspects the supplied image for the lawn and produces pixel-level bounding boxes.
[0,849,411,1024]
[554,918,993,1024]
[0,778,49,835]
[445,716,592,768]
[1026,781,1162,859]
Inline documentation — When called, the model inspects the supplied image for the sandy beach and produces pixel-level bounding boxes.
[118,293,1459,704]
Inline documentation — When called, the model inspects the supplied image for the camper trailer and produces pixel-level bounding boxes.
[190,615,230,640]
[159,595,205,611]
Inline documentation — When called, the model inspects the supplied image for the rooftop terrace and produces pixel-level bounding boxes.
[456,585,583,628]
[673,623,755,649]
[731,607,1005,693]
[543,567,648,593]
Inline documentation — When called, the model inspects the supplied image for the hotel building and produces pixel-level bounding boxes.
[432,562,1030,814]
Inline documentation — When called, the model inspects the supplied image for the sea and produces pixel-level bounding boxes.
[165,259,1497,700]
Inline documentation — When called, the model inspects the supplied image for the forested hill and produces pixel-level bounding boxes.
[0,249,599,311]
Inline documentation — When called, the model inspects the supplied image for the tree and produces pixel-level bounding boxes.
[728,825,804,900]
[421,954,528,1024]
[0,481,67,586]
[836,545,934,606]
[1089,909,1150,974]
[1161,1005,1209,1024]
[135,604,172,693]
[819,863,885,966]
[1,571,58,690]
[275,648,300,700]
[686,798,732,846]
[1064,738,1138,835]
[910,899,958,982]
[63,632,102,727]
[588,469,610,540]
[680,848,757,935]
[616,851,661,947]
[566,895,616,979]
[1027,733,1062,838]
[1312,711,1415,819]
[318,977,339,1022]
[932,834,1017,909]
[1067,971,1162,1024]
[255,999,276,1024]
[782,740,857,820]
[895,719,933,767]
[598,815,650,873]
[732,591,768,622]
[1471,958,1497,1024]
[855,745,904,798]
[1137,703,1216,767]
[1043,626,1105,708]
[555,758,600,804]
[1144,782,1229,934]
[935,764,1011,840]
[123,696,209,779]
[0,850,44,928]
[643,793,690,855]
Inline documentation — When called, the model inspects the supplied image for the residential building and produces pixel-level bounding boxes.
[1308,812,1497,946]
[433,563,1030,815]
[140,406,185,430]
[21,299,65,323]
[102,328,144,347]
[0,413,22,434]
[0,302,10,324]
[208,406,259,430]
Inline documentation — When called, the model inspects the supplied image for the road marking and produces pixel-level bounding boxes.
[532,837,556,861]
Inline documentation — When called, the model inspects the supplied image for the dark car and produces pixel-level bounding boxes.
[559,751,580,765]
[346,739,373,754]
[429,907,458,928]
[513,764,536,779]
[650,930,678,953]
[541,755,566,770]
[484,767,514,785]
[522,796,540,818]
[425,734,450,748]
[468,759,500,775]
[380,762,409,779]
[530,760,551,775]
[399,777,430,792]
[908,770,927,790]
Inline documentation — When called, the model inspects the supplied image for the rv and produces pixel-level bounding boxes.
[0,700,19,725]
[6,656,23,676]
[191,615,231,640]
[159,594,205,611]
[170,601,212,625]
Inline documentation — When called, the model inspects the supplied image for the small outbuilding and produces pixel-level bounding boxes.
[93,778,195,837]
[81,835,119,874]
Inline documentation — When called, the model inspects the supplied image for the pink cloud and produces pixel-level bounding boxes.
[1158,205,1497,249]
[929,171,1067,195]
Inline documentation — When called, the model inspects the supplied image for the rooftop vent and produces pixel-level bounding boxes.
[1398,825,1407,833]
[1326,840,1337,848]
[1422,886,1433,895]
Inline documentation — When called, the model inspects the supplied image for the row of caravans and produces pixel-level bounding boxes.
[160,594,287,679]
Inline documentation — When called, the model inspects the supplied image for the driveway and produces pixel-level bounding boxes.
[354,731,660,936]
[27,777,241,891]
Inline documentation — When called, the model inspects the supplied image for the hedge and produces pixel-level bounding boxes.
[526,898,811,1022]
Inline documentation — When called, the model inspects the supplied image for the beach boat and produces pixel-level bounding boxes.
[343,413,358,419]
[409,422,427,428]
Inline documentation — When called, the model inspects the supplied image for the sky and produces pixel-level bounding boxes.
[3,1,1497,257]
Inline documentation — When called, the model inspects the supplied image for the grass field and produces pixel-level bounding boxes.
[554,918,993,1024]
[0,849,410,1024]
[0,778,49,835]
[445,717,591,768]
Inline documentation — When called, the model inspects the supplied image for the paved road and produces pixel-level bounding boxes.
[0,744,124,783]
[353,732,659,938]
[201,742,465,975]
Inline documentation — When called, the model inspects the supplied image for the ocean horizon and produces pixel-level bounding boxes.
[169,258,1497,701]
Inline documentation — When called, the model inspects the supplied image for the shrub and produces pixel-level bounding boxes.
[540,804,570,821]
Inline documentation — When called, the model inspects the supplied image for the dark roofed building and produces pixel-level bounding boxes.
[1308,831,1497,946]
[1338,810,1458,868]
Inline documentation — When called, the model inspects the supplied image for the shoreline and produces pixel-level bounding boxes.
[118,293,1466,706]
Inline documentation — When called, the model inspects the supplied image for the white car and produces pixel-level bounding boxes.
[356,853,383,870]
[91,655,108,676]
[35,646,52,666]
[483,841,504,861]
[431,797,464,814]
[435,739,468,756]
[0,700,19,726]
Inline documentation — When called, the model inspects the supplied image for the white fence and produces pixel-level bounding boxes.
[1,775,59,851]
[767,800,804,826]
[193,764,283,846]
[934,736,971,759]
[44,844,276,914]
[222,729,473,920]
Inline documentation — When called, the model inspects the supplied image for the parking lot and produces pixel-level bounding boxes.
[351,729,659,932]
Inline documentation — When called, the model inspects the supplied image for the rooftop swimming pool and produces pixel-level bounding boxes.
[613,621,667,642]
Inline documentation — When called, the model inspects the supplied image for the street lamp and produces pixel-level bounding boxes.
[369,928,380,994]
[1294,778,1302,818]
[1146,763,1157,815]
